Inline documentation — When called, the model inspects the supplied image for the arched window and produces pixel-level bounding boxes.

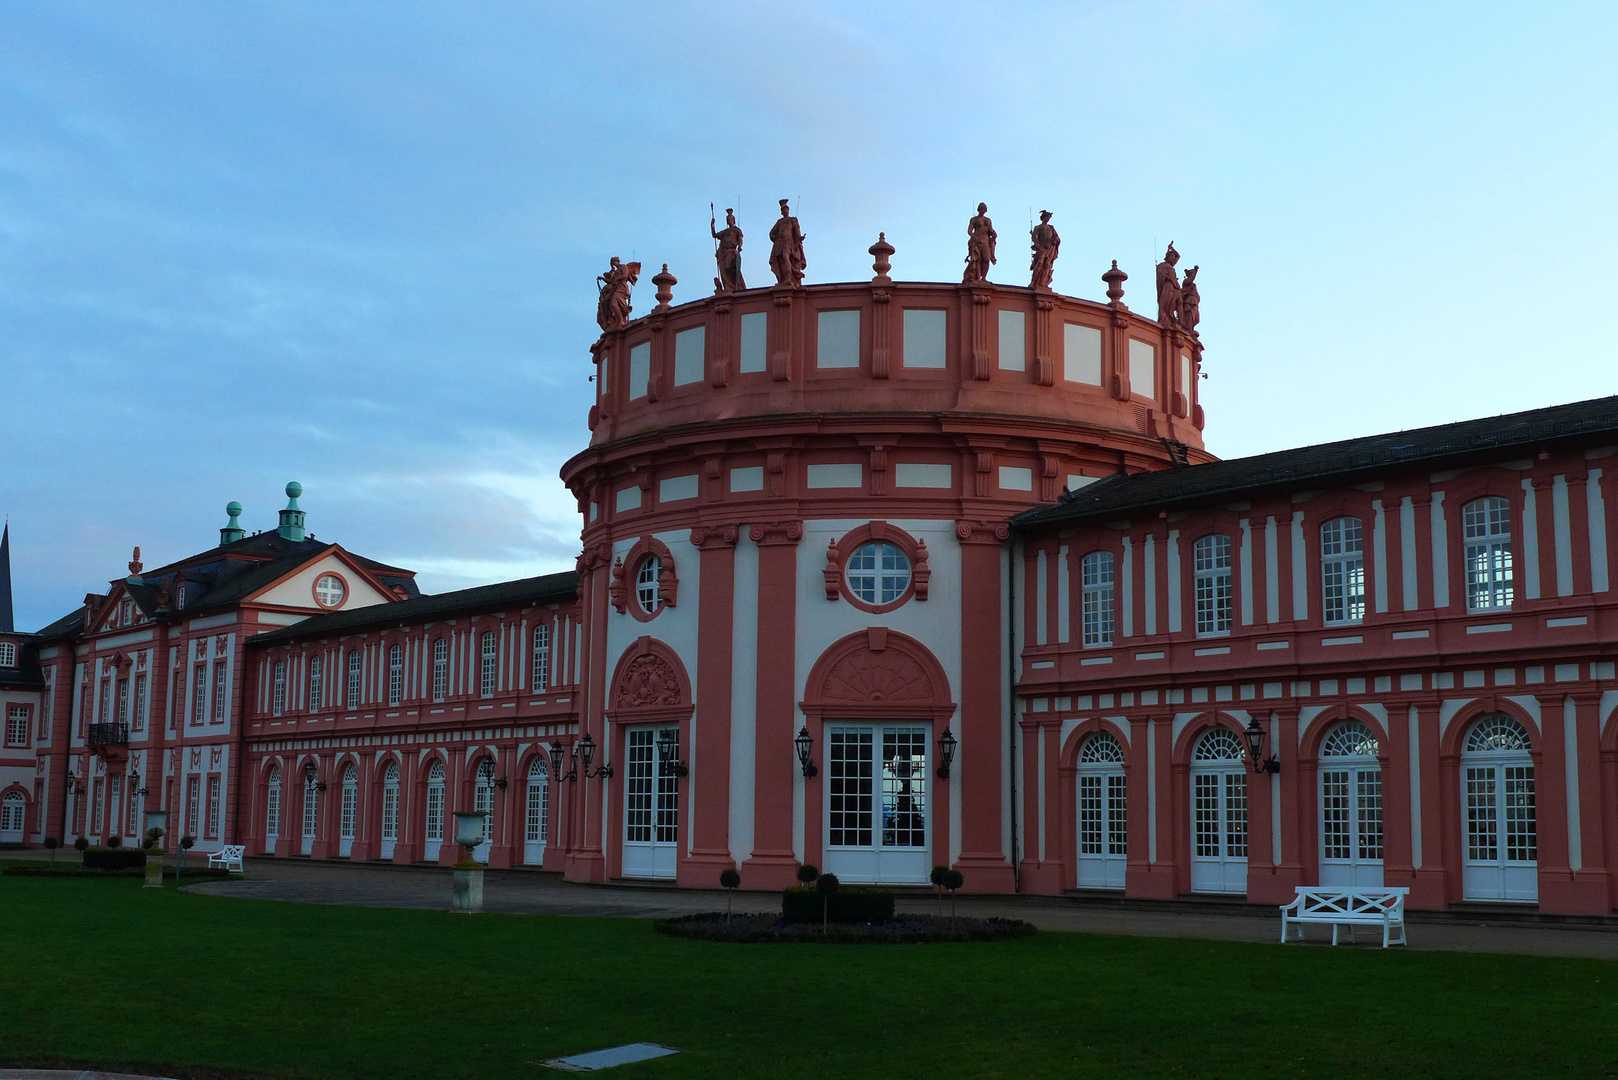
[474,758,496,855]
[1461,713,1535,901]
[532,624,551,692]
[1193,535,1233,636]
[1320,516,1365,625]
[524,756,548,864]
[432,639,447,702]
[346,650,362,709]
[265,767,282,847]
[1080,551,1114,647]
[308,656,323,710]
[1076,732,1126,889]
[635,556,661,614]
[301,765,319,855]
[480,632,498,697]
[339,764,358,855]
[1463,496,1513,611]
[388,644,403,706]
[424,761,446,858]
[846,542,911,606]
[0,790,25,842]
[272,661,286,716]
[381,763,400,859]
[1319,721,1383,886]
[1190,727,1246,894]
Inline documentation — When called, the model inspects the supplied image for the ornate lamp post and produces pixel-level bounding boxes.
[577,733,613,780]
[1243,716,1280,775]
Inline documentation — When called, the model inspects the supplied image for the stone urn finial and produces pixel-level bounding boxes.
[869,232,895,284]
[652,264,677,310]
[1103,260,1128,306]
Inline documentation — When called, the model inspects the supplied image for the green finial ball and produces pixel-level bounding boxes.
[285,481,302,499]
[226,501,242,518]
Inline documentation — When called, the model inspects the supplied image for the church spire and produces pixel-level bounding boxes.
[0,524,13,633]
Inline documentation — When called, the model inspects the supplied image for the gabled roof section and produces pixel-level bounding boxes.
[35,606,85,641]
[249,571,580,645]
[1014,394,1618,531]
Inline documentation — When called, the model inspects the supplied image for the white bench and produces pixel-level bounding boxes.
[207,845,246,874]
[1279,887,1408,948]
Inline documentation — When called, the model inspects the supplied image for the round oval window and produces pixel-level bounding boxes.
[847,542,910,605]
[314,573,347,609]
[635,556,661,614]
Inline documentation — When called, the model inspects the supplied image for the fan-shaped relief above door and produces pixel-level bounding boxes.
[607,636,694,724]
[801,627,956,721]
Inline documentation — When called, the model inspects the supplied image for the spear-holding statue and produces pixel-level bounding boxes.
[1029,209,1060,291]
[596,256,641,332]
[711,204,746,293]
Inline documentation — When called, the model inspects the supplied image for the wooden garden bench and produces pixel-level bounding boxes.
[1279,886,1408,948]
[207,844,246,874]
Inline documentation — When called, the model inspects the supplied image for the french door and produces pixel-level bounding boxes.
[1189,728,1247,894]
[1319,765,1383,887]
[264,771,281,854]
[424,763,445,862]
[1463,761,1537,901]
[1075,732,1127,889]
[524,758,548,865]
[380,765,399,860]
[338,768,357,857]
[824,724,930,884]
[0,792,23,843]
[622,727,677,878]
[300,779,317,856]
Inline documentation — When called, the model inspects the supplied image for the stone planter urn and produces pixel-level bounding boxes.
[143,810,169,890]
[451,810,486,914]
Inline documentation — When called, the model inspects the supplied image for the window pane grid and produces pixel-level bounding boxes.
[881,728,927,849]
[828,729,874,847]
[1106,773,1127,856]
[1504,766,1536,862]
[625,730,655,843]
[1321,516,1365,624]
[1463,497,1513,611]
[847,543,911,605]
[1193,535,1232,635]
[1081,551,1114,646]
[1466,768,1497,861]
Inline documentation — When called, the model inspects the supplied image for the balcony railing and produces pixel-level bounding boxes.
[88,722,130,747]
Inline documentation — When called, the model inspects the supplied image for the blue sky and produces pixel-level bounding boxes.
[3,2,1615,630]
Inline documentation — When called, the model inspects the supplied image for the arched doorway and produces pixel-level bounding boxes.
[300,764,318,856]
[380,762,400,861]
[607,638,693,881]
[524,756,548,865]
[338,764,358,857]
[1318,720,1383,887]
[1075,732,1127,889]
[1460,713,1537,902]
[473,758,495,863]
[0,791,25,844]
[1189,727,1247,895]
[424,761,446,862]
[264,767,282,854]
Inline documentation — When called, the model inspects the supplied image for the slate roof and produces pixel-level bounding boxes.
[1014,394,1618,531]
[249,570,581,645]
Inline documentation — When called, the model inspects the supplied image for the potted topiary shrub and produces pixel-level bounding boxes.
[73,835,89,854]
[931,864,949,918]
[105,834,122,849]
[43,836,60,865]
[719,868,741,924]
[178,835,195,881]
[796,863,819,886]
[816,872,840,934]
[944,868,964,928]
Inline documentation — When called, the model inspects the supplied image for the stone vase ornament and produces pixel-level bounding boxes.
[452,810,486,914]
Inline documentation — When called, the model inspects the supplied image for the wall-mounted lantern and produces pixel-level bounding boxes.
[1243,717,1280,775]
[935,729,958,780]
[657,728,689,778]
[794,725,818,778]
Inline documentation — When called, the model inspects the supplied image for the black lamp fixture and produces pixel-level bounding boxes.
[1243,716,1280,775]
[64,773,80,796]
[549,739,577,782]
[794,725,818,778]
[578,733,613,780]
[129,770,148,798]
[305,763,327,792]
[935,728,958,780]
[656,728,688,778]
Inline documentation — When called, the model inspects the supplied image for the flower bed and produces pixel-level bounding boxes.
[654,912,1036,944]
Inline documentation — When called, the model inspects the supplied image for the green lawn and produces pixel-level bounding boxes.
[3,876,1615,1080]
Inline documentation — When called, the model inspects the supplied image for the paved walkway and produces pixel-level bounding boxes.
[170,857,1618,960]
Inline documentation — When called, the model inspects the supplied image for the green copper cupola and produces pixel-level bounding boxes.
[220,501,245,545]
[277,482,306,541]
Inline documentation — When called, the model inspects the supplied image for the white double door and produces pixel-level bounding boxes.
[1189,764,1248,894]
[824,724,930,885]
[622,726,678,879]
[1462,757,1537,902]
[1075,768,1127,889]
[1319,764,1384,887]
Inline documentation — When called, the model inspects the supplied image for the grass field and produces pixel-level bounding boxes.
[2,875,1616,1080]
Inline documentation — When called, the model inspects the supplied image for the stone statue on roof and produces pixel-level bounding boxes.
[1178,265,1200,334]
[768,200,806,287]
[711,206,746,293]
[963,202,997,284]
[1029,210,1060,291]
[1155,242,1181,326]
[596,257,641,332]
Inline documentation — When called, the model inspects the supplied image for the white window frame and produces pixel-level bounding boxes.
[846,542,911,606]
[532,624,551,693]
[388,644,403,707]
[432,639,447,703]
[480,632,497,698]
[191,665,206,725]
[272,661,286,716]
[308,656,323,710]
[133,673,148,732]
[206,775,221,838]
[1193,534,1233,637]
[212,659,227,723]
[266,769,282,843]
[0,642,15,667]
[5,705,29,747]
[346,650,361,709]
[635,557,661,614]
[1080,551,1115,647]
[1320,516,1365,625]
[1463,496,1514,612]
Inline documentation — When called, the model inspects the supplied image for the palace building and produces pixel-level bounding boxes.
[3,220,1616,916]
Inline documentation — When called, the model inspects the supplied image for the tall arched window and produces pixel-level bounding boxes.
[1463,497,1513,611]
[532,624,551,692]
[308,655,324,710]
[524,756,548,865]
[1193,535,1233,636]
[388,644,403,706]
[272,661,286,716]
[346,650,362,709]
[0,791,25,843]
[473,758,496,860]
[1320,516,1365,625]
[1190,727,1246,894]
[1319,720,1382,886]
[1080,551,1115,647]
[265,766,282,852]
[1461,713,1535,901]
[635,556,662,614]
[300,765,318,856]
[424,761,446,860]
[380,762,400,860]
[338,763,358,857]
[480,633,498,698]
[432,639,447,702]
[1075,732,1126,888]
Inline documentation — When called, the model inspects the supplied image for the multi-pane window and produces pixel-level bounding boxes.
[302,770,318,841]
[381,764,399,843]
[206,776,221,838]
[846,542,911,606]
[116,679,129,725]
[186,776,201,837]
[5,705,28,747]
[1080,551,1114,646]
[100,679,112,725]
[346,650,361,709]
[212,659,227,723]
[1193,534,1233,636]
[1320,516,1365,624]
[474,760,496,848]
[525,757,548,847]
[340,766,358,842]
[266,769,282,840]
[0,641,14,667]
[480,632,497,697]
[532,624,551,692]
[635,557,661,614]
[272,661,287,716]
[425,761,445,842]
[432,639,447,702]
[191,665,207,724]
[828,729,874,847]
[388,644,403,706]
[1077,733,1127,857]
[133,674,148,732]
[308,656,323,710]
[127,780,142,835]
[1463,496,1513,611]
